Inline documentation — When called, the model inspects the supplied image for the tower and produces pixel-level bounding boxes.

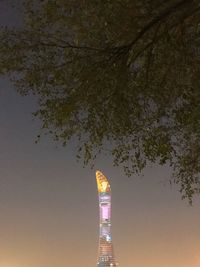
[96,170,118,267]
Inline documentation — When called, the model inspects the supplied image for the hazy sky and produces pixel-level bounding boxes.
[0,2,200,267]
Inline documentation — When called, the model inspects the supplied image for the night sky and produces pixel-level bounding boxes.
[0,2,200,267]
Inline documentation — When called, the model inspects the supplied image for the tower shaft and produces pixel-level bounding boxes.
[96,171,117,267]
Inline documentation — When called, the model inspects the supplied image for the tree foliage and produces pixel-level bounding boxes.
[1,0,200,201]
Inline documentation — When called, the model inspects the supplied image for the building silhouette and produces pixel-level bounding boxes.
[96,170,118,267]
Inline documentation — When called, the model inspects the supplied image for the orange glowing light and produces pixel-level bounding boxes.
[96,170,111,193]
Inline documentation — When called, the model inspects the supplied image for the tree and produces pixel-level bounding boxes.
[0,0,200,202]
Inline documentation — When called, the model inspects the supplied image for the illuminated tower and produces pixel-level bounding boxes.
[96,170,118,267]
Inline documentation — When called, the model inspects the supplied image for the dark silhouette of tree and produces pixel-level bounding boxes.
[1,0,200,202]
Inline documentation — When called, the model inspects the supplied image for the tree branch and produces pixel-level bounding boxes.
[129,5,200,65]
[129,0,192,48]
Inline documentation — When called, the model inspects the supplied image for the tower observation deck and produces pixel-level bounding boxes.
[96,170,118,267]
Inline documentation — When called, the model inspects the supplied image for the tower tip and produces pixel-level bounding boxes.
[96,170,111,193]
